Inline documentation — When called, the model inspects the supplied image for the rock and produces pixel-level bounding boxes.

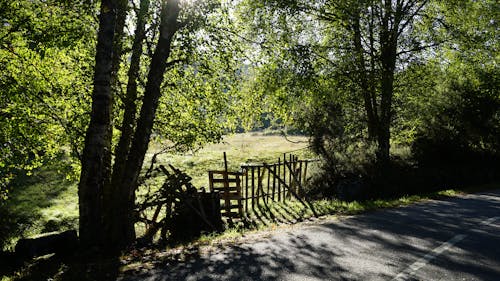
[15,230,78,259]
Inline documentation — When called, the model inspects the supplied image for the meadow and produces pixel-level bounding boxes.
[1,131,481,252]
[0,132,312,250]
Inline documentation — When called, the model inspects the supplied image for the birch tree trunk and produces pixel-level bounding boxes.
[104,0,181,252]
[78,0,117,253]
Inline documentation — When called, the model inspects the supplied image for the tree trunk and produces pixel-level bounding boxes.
[111,0,149,189]
[104,0,150,252]
[78,0,117,253]
[377,1,397,164]
[352,9,378,141]
[105,0,181,253]
[109,0,128,92]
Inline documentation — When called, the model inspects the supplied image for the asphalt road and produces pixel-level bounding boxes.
[121,189,500,281]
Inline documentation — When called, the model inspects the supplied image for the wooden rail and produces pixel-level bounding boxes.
[240,154,317,214]
[209,153,318,219]
[208,170,243,218]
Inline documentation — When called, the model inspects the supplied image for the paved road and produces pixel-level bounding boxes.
[121,189,500,281]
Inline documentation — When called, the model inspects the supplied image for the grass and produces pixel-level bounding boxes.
[188,188,465,246]
[0,159,78,251]
[0,132,311,251]
[2,132,499,280]
[145,132,313,188]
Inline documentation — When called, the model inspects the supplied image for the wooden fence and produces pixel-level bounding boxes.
[208,170,243,218]
[209,153,318,218]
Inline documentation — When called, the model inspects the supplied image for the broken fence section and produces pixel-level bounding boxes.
[208,153,319,219]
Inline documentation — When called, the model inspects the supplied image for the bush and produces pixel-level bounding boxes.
[412,67,500,187]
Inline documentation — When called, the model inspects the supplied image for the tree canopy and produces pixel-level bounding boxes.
[0,0,498,257]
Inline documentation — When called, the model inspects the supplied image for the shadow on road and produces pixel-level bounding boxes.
[120,190,500,281]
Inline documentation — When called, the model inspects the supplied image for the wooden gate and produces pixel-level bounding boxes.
[208,153,318,218]
[208,171,243,218]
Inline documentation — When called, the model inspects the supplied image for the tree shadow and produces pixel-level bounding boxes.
[0,253,121,281]
[119,189,500,281]
[121,233,352,281]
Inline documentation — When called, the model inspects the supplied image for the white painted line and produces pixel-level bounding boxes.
[392,216,499,281]
[392,234,467,281]
[480,216,498,226]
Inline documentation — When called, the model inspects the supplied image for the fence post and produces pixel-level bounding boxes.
[277,158,281,202]
[209,171,214,192]
[283,154,287,202]
[298,160,303,196]
[303,161,309,187]
[272,164,276,201]
[250,167,255,211]
[244,168,248,213]
[266,167,270,203]
[257,166,261,207]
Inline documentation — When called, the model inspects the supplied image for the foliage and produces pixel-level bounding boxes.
[409,62,500,187]
[232,0,499,199]
[0,0,95,199]
[117,0,246,152]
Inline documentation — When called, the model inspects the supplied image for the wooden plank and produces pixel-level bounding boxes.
[266,167,270,203]
[220,193,242,200]
[256,166,261,206]
[298,160,303,196]
[272,164,276,201]
[236,174,243,216]
[289,154,293,198]
[212,187,240,192]
[223,152,228,172]
[211,178,240,183]
[303,161,309,187]
[264,163,318,217]
[222,166,230,215]
[245,168,248,212]
[209,171,214,192]
[258,166,266,204]
[283,154,287,202]
[277,158,281,202]
[251,167,255,211]
[219,203,243,209]
[220,211,241,218]
[208,170,243,176]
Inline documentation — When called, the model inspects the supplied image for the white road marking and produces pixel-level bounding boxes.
[392,216,499,281]
[480,216,499,226]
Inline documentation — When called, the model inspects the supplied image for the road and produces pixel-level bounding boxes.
[120,189,500,281]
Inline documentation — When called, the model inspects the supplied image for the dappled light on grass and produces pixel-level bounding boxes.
[0,159,78,251]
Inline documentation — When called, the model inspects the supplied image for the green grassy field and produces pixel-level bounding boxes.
[3,131,495,253]
[145,132,313,188]
[0,163,79,250]
[0,132,312,250]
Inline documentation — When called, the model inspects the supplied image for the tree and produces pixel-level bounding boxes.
[238,0,447,164]
[79,0,244,254]
[78,0,120,253]
[0,0,95,199]
[78,0,183,254]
